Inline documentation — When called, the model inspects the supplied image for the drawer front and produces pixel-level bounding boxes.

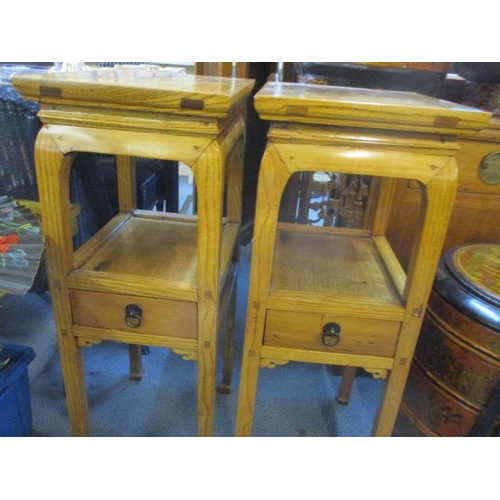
[264,310,400,357]
[70,290,197,339]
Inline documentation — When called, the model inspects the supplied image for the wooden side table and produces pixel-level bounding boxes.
[12,69,254,436]
[235,82,491,437]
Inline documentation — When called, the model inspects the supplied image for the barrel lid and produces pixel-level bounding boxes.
[444,244,500,306]
[435,244,500,332]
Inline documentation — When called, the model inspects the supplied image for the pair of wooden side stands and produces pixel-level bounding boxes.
[11,69,491,437]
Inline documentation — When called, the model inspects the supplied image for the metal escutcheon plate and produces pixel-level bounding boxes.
[124,304,142,328]
[322,322,341,347]
[479,151,500,185]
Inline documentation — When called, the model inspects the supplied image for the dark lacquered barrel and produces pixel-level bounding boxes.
[394,243,500,437]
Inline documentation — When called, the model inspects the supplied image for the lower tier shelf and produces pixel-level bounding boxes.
[268,223,406,320]
[67,210,239,301]
[64,210,239,352]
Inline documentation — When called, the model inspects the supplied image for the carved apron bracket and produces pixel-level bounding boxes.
[76,338,103,348]
[363,367,389,379]
[260,358,290,369]
[171,348,197,362]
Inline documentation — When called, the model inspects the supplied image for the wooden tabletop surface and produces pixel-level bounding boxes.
[254,82,492,135]
[12,69,255,117]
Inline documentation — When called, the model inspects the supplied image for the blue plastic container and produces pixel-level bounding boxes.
[0,343,36,437]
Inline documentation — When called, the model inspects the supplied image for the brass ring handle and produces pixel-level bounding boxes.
[124,304,142,328]
[322,322,341,347]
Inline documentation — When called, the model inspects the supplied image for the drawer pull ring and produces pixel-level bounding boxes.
[124,304,143,328]
[322,322,341,347]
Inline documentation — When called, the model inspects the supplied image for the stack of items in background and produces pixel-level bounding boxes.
[454,63,500,117]
[0,196,44,296]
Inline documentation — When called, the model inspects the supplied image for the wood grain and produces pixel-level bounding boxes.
[264,309,400,357]
[13,70,255,117]
[255,82,490,135]
[13,69,254,437]
[236,81,480,437]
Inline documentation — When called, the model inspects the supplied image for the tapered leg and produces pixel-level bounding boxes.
[217,131,244,395]
[235,144,291,436]
[128,345,143,381]
[217,280,236,394]
[235,331,263,436]
[192,141,225,436]
[372,160,458,436]
[115,155,147,382]
[337,366,357,405]
[35,128,90,436]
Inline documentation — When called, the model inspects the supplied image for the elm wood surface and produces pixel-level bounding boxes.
[253,82,489,135]
[12,69,254,436]
[13,70,253,118]
[236,82,490,437]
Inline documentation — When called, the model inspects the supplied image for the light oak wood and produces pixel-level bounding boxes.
[254,82,489,135]
[73,324,198,354]
[13,69,254,437]
[70,290,197,338]
[235,81,490,437]
[270,226,402,303]
[265,310,400,357]
[260,345,394,370]
[14,70,253,118]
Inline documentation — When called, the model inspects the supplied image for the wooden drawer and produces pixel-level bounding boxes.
[70,289,197,339]
[263,310,400,357]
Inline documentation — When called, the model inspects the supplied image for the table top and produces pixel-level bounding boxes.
[254,82,491,136]
[12,69,255,118]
